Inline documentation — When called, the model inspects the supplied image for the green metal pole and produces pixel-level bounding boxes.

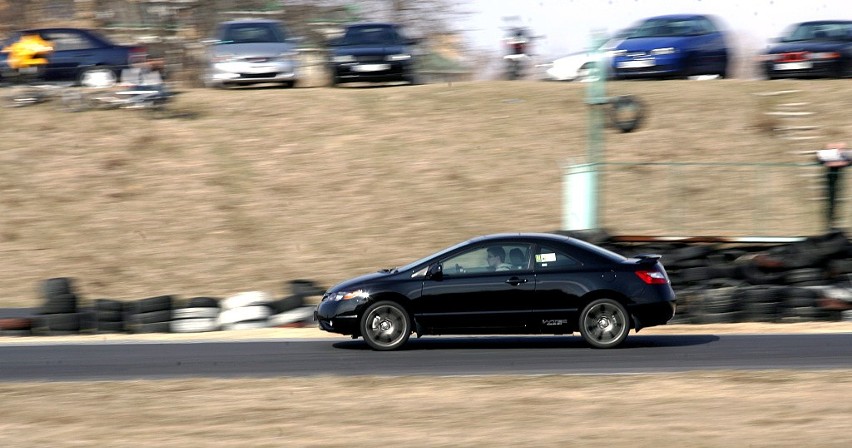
[563,34,607,231]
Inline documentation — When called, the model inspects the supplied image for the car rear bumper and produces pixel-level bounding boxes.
[764,60,844,79]
[629,300,676,330]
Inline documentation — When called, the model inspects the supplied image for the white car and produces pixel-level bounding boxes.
[542,32,629,82]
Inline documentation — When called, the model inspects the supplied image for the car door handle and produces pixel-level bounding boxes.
[505,277,528,286]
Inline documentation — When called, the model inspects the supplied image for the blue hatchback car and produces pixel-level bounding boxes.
[610,14,730,79]
[0,27,146,87]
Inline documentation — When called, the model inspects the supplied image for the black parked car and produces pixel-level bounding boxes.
[315,233,676,350]
[761,20,852,79]
[0,27,146,87]
[327,22,417,86]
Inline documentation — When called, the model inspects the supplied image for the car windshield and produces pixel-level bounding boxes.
[394,239,474,273]
[783,22,852,42]
[629,18,709,38]
[220,22,287,44]
[340,26,402,45]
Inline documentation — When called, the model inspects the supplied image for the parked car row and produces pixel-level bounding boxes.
[544,14,852,81]
[1,20,418,89]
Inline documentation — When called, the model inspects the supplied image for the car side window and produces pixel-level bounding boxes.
[442,244,529,275]
[41,31,96,51]
[535,246,581,271]
[442,247,491,275]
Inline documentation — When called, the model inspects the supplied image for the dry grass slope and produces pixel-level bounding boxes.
[1,79,851,307]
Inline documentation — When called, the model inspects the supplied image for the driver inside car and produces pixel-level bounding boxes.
[486,246,513,271]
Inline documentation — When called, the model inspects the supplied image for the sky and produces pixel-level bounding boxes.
[462,0,852,59]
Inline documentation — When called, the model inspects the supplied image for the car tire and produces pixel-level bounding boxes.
[608,95,644,133]
[579,298,630,349]
[359,301,411,351]
[78,66,117,88]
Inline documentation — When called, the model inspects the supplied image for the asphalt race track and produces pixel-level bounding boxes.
[0,333,851,381]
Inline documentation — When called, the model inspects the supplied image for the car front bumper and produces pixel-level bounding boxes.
[208,60,298,85]
[332,60,412,82]
[314,298,362,335]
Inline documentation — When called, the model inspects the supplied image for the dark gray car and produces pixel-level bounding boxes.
[328,23,417,86]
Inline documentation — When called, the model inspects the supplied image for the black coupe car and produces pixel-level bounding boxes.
[761,20,852,79]
[315,233,676,350]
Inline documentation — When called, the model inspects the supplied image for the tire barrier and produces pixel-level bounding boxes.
[1,281,324,337]
[0,317,33,337]
[583,228,852,324]
[126,296,174,334]
[94,299,125,333]
[9,231,852,339]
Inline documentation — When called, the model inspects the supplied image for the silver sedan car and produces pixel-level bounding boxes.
[203,19,299,88]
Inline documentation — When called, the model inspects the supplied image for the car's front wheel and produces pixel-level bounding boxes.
[579,298,630,349]
[359,300,411,351]
[78,66,117,88]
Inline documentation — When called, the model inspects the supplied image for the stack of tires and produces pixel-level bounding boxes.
[217,291,273,331]
[170,297,221,333]
[93,299,126,333]
[266,279,324,327]
[125,295,173,333]
[32,277,93,336]
[268,294,312,327]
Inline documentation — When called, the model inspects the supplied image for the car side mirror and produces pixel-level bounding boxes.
[425,263,443,280]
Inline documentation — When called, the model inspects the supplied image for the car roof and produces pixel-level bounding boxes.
[794,20,852,25]
[466,232,574,243]
[219,19,282,25]
[19,27,94,33]
[345,22,399,29]
[640,14,710,21]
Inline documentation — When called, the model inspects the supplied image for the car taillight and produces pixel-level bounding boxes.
[635,270,668,284]
[129,46,147,64]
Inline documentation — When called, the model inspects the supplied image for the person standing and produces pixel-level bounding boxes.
[816,142,851,229]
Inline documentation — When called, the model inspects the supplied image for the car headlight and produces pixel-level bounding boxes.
[610,49,627,57]
[387,53,411,61]
[650,47,676,55]
[332,55,355,63]
[211,54,237,63]
[329,289,370,301]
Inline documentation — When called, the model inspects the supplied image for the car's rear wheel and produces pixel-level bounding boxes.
[360,300,411,351]
[78,66,117,88]
[579,298,630,349]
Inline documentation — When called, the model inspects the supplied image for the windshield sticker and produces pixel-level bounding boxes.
[535,253,557,263]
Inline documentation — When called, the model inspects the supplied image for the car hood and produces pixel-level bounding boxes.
[766,40,849,54]
[617,36,694,52]
[211,42,294,57]
[333,44,408,57]
[328,270,400,293]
